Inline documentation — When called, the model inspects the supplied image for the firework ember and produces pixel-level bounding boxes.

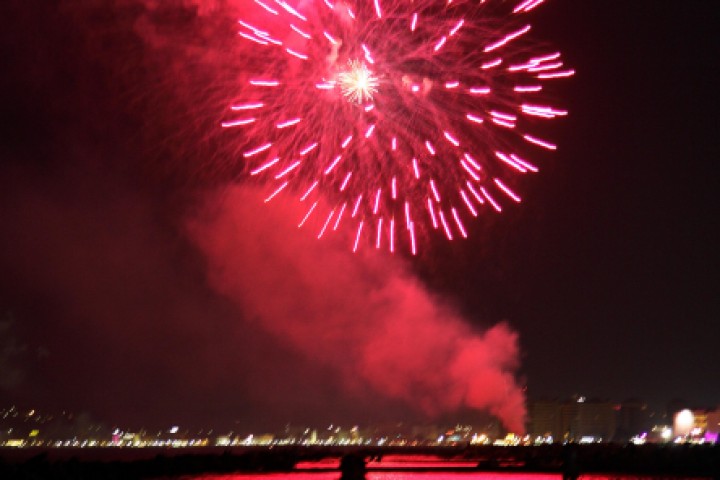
[223,0,574,254]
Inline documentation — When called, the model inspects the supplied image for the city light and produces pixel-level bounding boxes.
[2,402,719,449]
[674,409,694,437]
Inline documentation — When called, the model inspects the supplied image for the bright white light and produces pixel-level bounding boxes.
[338,60,379,104]
[674,409,694,437]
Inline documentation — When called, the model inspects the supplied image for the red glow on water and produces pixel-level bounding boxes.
[189,472,565,479]
[188,474,669,480]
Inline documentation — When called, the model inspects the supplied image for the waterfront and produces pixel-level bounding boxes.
[183,474,703,480]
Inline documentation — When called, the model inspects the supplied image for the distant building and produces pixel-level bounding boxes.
[561,398,617,442]
[528,397,617,442]
[707,409,720,433]
[615,398,649,441]
[705,409,720,442]
[527,401,562,440]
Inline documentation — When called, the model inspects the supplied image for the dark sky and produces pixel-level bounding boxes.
[0,0,718,431]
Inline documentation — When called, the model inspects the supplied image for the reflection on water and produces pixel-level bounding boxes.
[188,475,550,480]
[182,453,709,480]
[185,474,678,480]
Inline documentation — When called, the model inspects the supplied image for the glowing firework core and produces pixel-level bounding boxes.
[338,60,379,104]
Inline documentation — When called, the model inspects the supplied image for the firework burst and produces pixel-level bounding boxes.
[222,0,574,254]
[338,60,379,104]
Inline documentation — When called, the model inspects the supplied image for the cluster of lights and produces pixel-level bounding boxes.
[2,406,718,448]
[0,425,512,449]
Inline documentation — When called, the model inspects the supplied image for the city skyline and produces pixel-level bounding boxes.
[0,0,718,431]
[1,397,718,447]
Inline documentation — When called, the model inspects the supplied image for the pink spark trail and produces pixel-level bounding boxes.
[223,0,573,254]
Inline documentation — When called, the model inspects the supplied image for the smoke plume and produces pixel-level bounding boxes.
[189,186,526,432]
[0,0,526,431]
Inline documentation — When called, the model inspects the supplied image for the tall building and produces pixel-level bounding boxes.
[705,409,720,442]
[528,397,617,442]
[570,399,617,441]
[706,410,720,433]
[527,401,562,439]
[616,398,649,441]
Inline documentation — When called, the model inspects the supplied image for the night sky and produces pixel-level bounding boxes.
[0,0,718,431]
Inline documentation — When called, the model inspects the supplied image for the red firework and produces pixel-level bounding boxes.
[222,0,573,254]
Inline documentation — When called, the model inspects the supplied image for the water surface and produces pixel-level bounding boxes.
[186,474,677,480]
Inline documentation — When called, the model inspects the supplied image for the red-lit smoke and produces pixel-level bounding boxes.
[30,0,529,430]
[188,186,526,432]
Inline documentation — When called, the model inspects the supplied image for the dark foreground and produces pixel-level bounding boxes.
[1,444,719,479]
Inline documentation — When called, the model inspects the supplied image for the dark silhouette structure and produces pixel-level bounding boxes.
[339,452,366,479]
